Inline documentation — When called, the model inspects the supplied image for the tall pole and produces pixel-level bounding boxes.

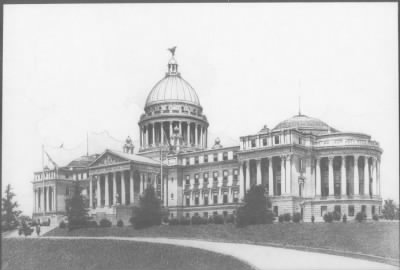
[86,132,89,156]
[42,144,46,216]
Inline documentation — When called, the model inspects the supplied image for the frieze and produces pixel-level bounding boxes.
[90,164,131,175]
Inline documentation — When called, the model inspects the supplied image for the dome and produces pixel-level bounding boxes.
[273,114,338,135]
[145,55,200,107]
[145,75,200,107]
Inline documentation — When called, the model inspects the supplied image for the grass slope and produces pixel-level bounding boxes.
[46,222,399,262]
[2,238,254,270]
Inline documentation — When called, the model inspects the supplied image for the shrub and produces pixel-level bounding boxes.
[225,214,235,224]
[311,215,315,223]
[86,220,98,228]
[168,218,179,226]
[117,220,124,227]
[132,187,162,229]
[213,214,225,225]
[323,212,333,223]
[59,220,66,229]
[99,218,112,227]
[292,212,301,223]
[191,215,203,225]
[278,215,284,223]
[162,216,169,224]
[372,214,379,221]
[333,211,341,221]
[355,212,366,222]
[179,218,191,225]
[342,214,347,223]
[208,216,214,224]
[283,213,291,222]
[31,220,38,226]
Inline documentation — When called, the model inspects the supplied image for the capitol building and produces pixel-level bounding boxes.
[32,51,383,224]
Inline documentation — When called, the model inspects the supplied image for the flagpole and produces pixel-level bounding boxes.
[42,144,46,217]
[86,132,89,156]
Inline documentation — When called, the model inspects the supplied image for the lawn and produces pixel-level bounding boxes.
[46,222,399,264]
[2,238,254,270]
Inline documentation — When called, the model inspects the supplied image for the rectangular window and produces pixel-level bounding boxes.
[233,169,238,181]
[185,175,190,185]
[213,211,218,216]
[251,139,256,147]
[233,191,239,203]
[195,195,199,205]
[203,212,208,218]
[213,153,218,162]
[372,205,376,215]
[213,171,219,183]
[348,205,355,216]
[223,170,228,181]
[213,193,218,204]
[263,138,267,146]
[186,196,190,206]
[204,155,208,163]
[185,213,190,218]
[204,195,209,206]
[203,172,209,183]
[223,192,228,204]
[194,174,199,184]
[223,211,228,217]
[321,206,328,217]
[223,152,228,161]
[274,136,280,144]
[361,205,366,213]
[334,205,341,215]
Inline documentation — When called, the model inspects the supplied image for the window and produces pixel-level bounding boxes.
[213,211,218,216]
[223,211,228,217]
[195,156,199,164]
[251,139,256,147]
[186,158,190,165]
[233,191,239,203]
[223,192,228,204]
[321,206,327,217]
[223,152,228,161]
[204,155,208,163]
[204,194,209,206]
[186,196,190,206]
[263,138,267,146]
[194,212,199,217]
[170,193,174,200]
[185,175,190,185]
[203,172,209,183]
[203,212,208,218]
[361,205,366,213]
[233,169,238,181]
[223,170,228,181]
[213,153,218,162]
[274,136,280,144]
[334,205,341,215]
[233,153,238,160]
[194,174,199,185]
[299,137,302,145]
[157,175,161,185]
[185,213,190,218]
[213,193,218,204]
[195,194,199,205]
[299,159,304,172]
[213,171,219,183]
[170,213,174,218]
[273,206,278,216]
[348,205,355,216]
[372,205,376,215]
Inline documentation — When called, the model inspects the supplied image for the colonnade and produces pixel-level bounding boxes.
[33,185,56,213]
[90,170,167,208]
[140,121,207,149]
[239,154,381,198]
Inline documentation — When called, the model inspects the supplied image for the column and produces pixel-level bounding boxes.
[205,128,208,148]
[328,157,334,196]
[152,123,155,146]
[200,127,203,148]
[130,170,134,204]
[105,174,109,207]
[121,172,126,205]
[316,158,321,196]
[245,160,250,191]
[169,121,173,139]
[239,162,245,197]
[161,122,164,145]
[195,124,198,146]
[256,159,262,185]
[187,122,191,145]
[89,177,93,208]
[285,155,292,194]
[97,176,101,208]
[46,186,50,212]
[140,127,142,147]
[371,158,377,196]
[364,156,370,196]
[113,172,117,205]
[377,158,381,196]
[268,157,274,196]
[280,156,285,195]
[179,122,182,135]
[33,189,37,213]
[354,155,360,195]
[54,182,57,212]
[341,156,347,196]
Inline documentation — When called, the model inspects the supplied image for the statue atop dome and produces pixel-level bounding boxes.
[168,46,177,56]
[123,136,134,154]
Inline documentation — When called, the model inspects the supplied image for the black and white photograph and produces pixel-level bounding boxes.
[1,2,399,270]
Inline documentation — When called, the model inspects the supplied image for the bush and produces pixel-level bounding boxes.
[191,215,203,225]
[86,220,98,228]
[283,213,291,222]
[59,220,66,229]
[179,218,191,225]
[342,214,347,223]
[311,215,315,223]
[278,215,284,223]
[117,220,124,227]
[213,214,225,225]
[99,218,112,227]
[333,211,341,221]
[225,214,235,224]
[355,212,366,222]
[132,187,162,229]
[323,212,333,223]
[168,218,179,226]
[292,212,301,223]
[372,214,379,221]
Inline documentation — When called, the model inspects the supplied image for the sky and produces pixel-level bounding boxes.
[3,3,398,216]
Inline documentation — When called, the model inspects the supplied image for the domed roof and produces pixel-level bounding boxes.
[145,56,200,107]
[273,114,338,135]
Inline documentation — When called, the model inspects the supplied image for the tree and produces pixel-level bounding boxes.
[65,181,89,230]
[382,199,398,220]
[236,185,274,227]
[131,186,162,229]
[1,184,21,231]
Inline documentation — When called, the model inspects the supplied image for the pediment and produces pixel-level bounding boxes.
[90,151,128,167]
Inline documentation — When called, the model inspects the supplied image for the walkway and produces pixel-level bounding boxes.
[38,236,397,270]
